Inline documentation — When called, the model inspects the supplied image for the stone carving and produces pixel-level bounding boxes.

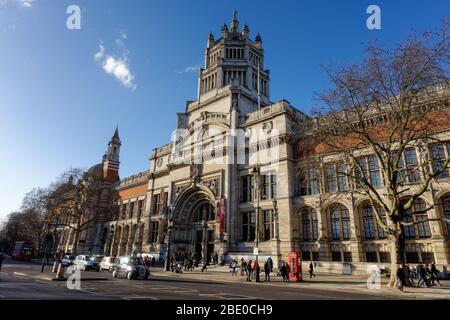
[156,157,163,167]
[201,177,220,196]
[174,183,190,202]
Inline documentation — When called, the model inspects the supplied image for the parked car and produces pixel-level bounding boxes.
[100,256,115,271]
[111,256,149,280]
[61,255,75,266]
[75,255,100,271]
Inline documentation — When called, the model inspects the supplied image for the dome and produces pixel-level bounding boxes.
[87,163,104,179]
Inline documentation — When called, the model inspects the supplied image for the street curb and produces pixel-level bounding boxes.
[52,277,109,281]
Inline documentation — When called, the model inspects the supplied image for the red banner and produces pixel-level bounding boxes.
[219,198,226,234]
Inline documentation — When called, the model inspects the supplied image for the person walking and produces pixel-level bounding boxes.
[417,263,430,288]
[264,261,271,282]
[230,259,237,276]
[267,257,273,273]
[280,262,289,282]
[241,259,247,276]
[246,260,253,281]
[0,253,4,272]
[396,264,406,293]
[430,263,441,286]
[309,261,316,278]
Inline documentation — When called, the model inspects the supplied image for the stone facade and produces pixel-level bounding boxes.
[56,12,450,274]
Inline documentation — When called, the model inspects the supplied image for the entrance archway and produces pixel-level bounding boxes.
[171,186,217,262]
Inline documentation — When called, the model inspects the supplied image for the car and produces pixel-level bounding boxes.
[111,256,150,280]
[75,255,100,271]
[61,255,75,266]
[100,256,115,271]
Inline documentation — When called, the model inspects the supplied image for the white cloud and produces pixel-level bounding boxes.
[177,65,200,74]
[95,42,136,91]
[115,30,128,47]
[0,0,35,8]
[19,0,34,7]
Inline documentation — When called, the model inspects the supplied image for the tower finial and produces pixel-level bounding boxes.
[230,10,239,33]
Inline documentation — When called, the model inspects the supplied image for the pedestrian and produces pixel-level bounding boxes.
[201,259,208,272]
[430,263,441,286]
[264,261,270,282]
[246,260,253,281]
[0,253,4,272]
[309,261,316,278]
[280,262,289,282]
[396,264,406,293]
[417,263,430,288]
[241,258,247,276]
[267,257,273,273]
[151,256,155,266]
[231,260,237,276]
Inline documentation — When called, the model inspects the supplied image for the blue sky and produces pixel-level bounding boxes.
[0,0,448,219]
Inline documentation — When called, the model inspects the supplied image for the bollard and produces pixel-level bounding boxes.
[56,263,66,279]
[52,261,59,273]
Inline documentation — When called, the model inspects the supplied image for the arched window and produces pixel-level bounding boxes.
[194,202,216,222]
[330,205,350,240]
[403,198,431,238]
[361,204,387,240]
[441,196,450,237]
[301,208,318,241]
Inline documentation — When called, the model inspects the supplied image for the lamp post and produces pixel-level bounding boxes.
[252,165,260,282]
[165,205,174,272]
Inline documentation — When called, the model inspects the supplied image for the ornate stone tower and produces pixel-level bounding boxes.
[198,10,270,105]
[103,126,121,183]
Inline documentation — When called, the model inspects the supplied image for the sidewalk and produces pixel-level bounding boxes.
[151,267,450,300]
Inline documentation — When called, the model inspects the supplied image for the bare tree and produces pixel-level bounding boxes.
[300,22,449,287]
[45,167,104,257]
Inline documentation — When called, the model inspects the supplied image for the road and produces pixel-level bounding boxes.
[0,258,388,300]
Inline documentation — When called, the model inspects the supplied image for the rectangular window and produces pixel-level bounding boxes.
[365,252,378,263]
[325,164,337,193]
[331,251,342,262]
[421,252,435,264]
[404,148,420,183]
[302,251,311,262]
[270,174,277,199]
[343,252,352,262]
[138,200,145,218]
[152,194,161,215]
[312,252,319,261]
[261,174,270,199]
[150,221,159,243]
[405,252,420,264]
[129,202,135,219]
[242,212,256,242]
[337,163,348,192]
[431,143,450,179]
[356,156,383,188]
[300,168,319,196]
[240,175,254,203]
[368,155,382,188]
[121,204,127,219]
[263,210,272,241]
[416,214,432,238]
[379,252,391,263]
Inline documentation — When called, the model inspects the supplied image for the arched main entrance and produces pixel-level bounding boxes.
[171,186,217,262]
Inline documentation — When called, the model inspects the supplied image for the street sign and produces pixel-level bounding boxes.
[253,248,258,255]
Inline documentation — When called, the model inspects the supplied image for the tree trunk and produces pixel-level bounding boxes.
[388,223,405,287]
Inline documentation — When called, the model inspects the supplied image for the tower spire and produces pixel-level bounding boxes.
[230,10,239,33]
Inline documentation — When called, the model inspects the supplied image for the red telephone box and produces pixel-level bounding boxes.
[288,251,302,281]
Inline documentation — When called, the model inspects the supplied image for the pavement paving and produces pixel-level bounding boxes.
[1,258,449,300]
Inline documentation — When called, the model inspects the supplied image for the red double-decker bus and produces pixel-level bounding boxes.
[11,241,34,261]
